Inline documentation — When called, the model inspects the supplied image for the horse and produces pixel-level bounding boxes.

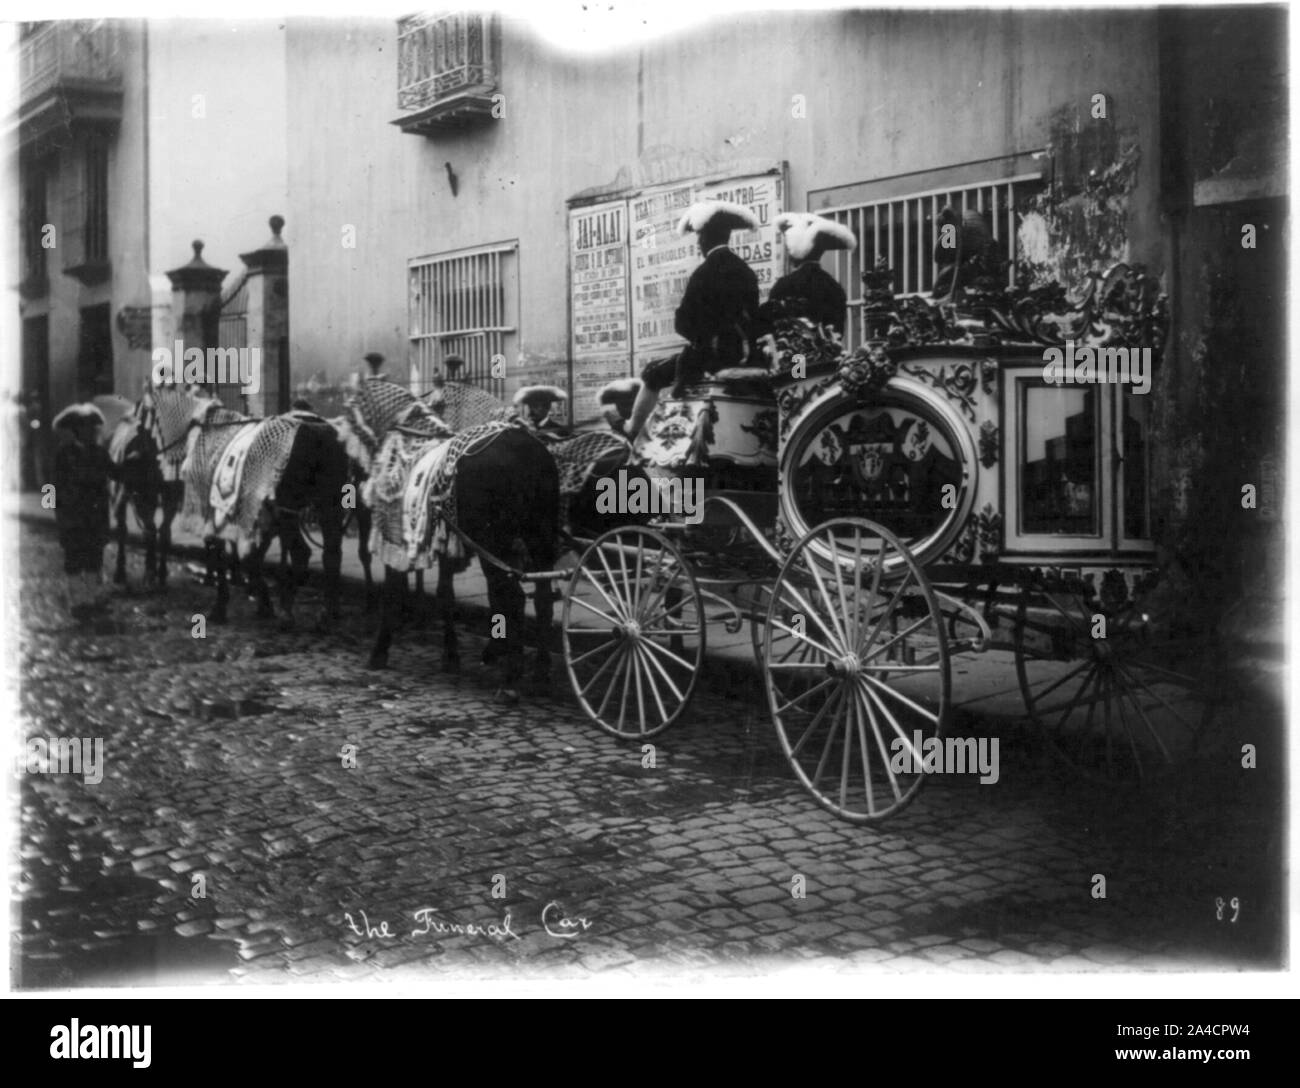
[152,385,349,628]
[106,410,167,587]
[102,388,191,588]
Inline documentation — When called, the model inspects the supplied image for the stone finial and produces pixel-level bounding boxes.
[167,239,227,289]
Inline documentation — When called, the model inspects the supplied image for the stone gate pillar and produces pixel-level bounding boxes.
[164,240,227,378]
[239,215,289,416]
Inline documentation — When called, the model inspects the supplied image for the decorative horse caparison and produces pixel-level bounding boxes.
[338,381,560,689]
[148,385,349,628]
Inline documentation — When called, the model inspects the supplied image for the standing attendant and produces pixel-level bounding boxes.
[623,200,762,440]
[51,403,120,619]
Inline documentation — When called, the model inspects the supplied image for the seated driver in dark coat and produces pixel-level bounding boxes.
[758,212,857,340]
[624,200,762,440]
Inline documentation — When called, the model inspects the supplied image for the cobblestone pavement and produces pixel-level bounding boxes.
[8,519,1286,987]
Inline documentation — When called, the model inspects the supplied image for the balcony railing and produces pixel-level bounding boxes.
[394,12,497,135]
[21,21,122,103]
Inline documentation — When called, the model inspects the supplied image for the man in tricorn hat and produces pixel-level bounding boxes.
[364,352,387,379]
[623,199,762,440]
[513,385,570,443]
[761,213,857,338]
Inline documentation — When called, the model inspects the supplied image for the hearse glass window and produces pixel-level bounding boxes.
[1019,384,1099,536]
[1121,392,1151,541]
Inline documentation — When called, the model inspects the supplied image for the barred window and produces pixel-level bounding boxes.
[810,153,1047,351]
[408,241,517,399]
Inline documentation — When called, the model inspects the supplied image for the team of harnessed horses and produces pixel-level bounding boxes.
[103,374,641,694]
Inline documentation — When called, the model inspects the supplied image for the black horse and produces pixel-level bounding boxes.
[366,425,560,696]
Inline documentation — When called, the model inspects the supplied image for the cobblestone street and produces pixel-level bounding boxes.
[9,519,1286,987]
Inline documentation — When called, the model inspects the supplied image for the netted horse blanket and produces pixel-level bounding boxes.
[149,386,200,483]
[427,380,516,432]
[181,407,302,545]
[364,418,521,571]
[337,379,423,472]
[547,431,631,496]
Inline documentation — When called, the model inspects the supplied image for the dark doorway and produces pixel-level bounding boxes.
[21,314,50,491]
[77,303,114,397]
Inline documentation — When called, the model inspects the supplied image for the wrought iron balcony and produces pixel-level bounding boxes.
[393,12,498,136]
[19,20,124,148]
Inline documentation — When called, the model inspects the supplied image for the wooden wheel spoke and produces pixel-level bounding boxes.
[630,641,649,734]
[789,684,844,760]
[1051,664,1100,733]
[808,688,847,783]
[636,639,686,705]
[1021,658,1093,708]
[1042,590,1090,637]
[590,644,629,714]
[616,640,633,734]
[774,581,847,656]
[1109,671,1145,779]
[815,531,852,650]
[567,637,621,668]
[861,672,940,727]
[774,675,836,714]
[573,572,627,622]
[767,618,838,660]
[1114,660,1201,741]
[839,686,855,811]
[1111,665,1173,763]
[639,634,697,673]
[860,684,904,804]
[859,569,914,657]
[863,613,933,664]
[861,681,926,766]
[593,546,632,619]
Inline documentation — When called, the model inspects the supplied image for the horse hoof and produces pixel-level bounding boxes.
[367,652,388,670]
[256,605,275,620]
[278,616,296,634]
[495,686,520,706]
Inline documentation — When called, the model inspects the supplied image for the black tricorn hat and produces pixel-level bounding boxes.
[364,352,385,367]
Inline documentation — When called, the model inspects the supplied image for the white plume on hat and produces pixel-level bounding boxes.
[598,378,642,403]
[512,384,568,407]
[52,402,106,430]
[776,213,857,261]
[677,200,761,236]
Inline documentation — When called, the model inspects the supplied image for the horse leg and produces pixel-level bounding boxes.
[413,568,431,627]
[113,498,129,585]
[485,563,525,703]
[209,536,230,625]
[157,485,177,588]
[229,541,245,587]
[367,565,400,669]
[318,507,343,629]
[357,503,375,613]
[247,532,274,619]
[279,514,308,632]
[142,503,158,587]
[437,561,460,673]
[532,576,555,687]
